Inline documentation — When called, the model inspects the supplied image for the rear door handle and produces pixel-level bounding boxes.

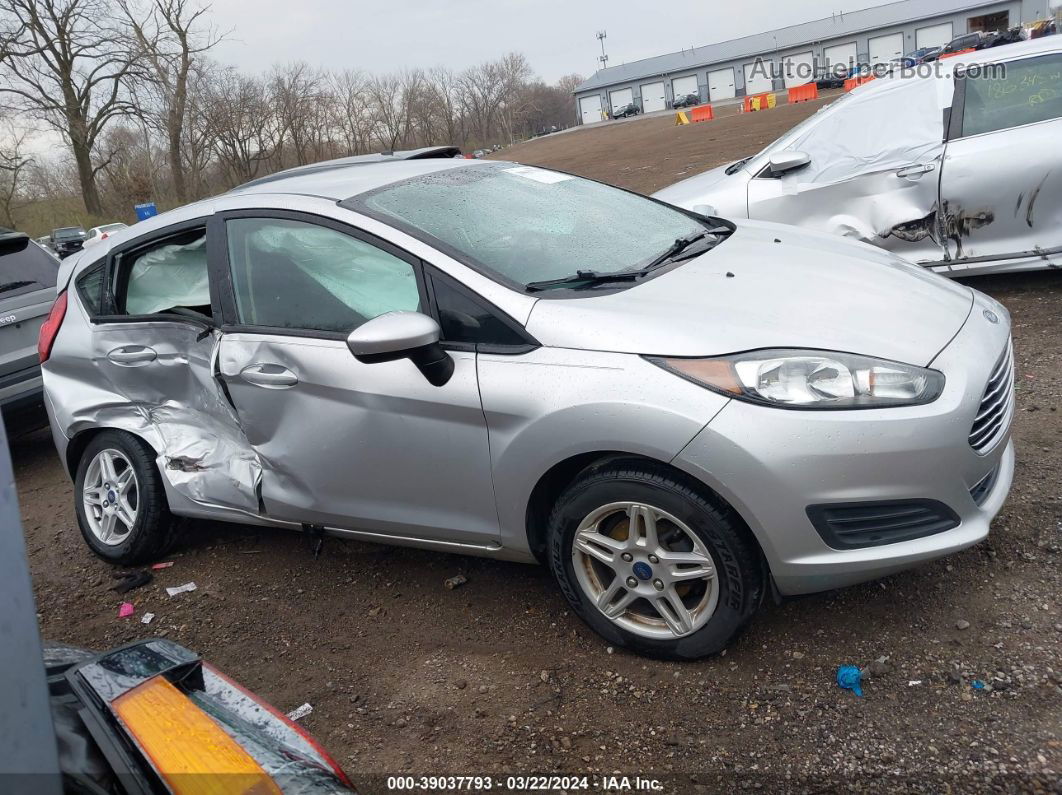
[896,163,936,178]
[240,363,298,388]
[107,346,157,366]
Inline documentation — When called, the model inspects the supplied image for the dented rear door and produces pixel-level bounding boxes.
[936,51,1062,273]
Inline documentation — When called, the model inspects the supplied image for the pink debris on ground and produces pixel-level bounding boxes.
[118,602,135,618]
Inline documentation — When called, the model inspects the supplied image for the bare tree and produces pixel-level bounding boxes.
[330,69,373,156]
[270,62,330,167]
[120,0,223,202]
[0,121,31,227]
[367,73,403,150]
[0,0,138,215]
[201,67,274,185]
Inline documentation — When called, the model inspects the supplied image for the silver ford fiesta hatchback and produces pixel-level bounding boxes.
[40,157,1014,659]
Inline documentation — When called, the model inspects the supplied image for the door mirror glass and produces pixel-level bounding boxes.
[346,311,454,387]
[767,151,811,176]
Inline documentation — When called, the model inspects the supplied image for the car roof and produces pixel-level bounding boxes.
[227,155,485,201]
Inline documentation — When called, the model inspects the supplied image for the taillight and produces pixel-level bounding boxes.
[113,677,282,794]
[101,232,109,239]
[38,290,68,363]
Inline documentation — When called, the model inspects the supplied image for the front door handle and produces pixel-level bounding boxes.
[107,345,157,366]
[896,163,936,178]
[240,363,298,388]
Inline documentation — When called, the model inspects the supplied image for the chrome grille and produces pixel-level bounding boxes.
[969,341,1014,454]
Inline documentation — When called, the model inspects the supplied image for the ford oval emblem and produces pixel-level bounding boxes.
[983,309,999,324]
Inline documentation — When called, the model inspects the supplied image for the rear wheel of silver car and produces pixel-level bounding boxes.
[548,461,764,660]
[75,430,179,565]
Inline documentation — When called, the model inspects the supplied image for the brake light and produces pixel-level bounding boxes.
[204,663,354,788]
[37,290,67,363]
[113,676,282,794]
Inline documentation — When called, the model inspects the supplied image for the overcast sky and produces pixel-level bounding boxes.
[207,0,894,83]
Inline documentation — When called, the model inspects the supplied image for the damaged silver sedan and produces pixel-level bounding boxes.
[655,37,1062,276]
[41,157,1013,659]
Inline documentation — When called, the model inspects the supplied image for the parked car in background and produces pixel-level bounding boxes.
[934,30,987,59]
[472,149,487,158]
[0,231,57,426]
[672,92,700,108]
[83,222,128,247]
[613,102,641,118]
[655,37,1062,277]
[34,236,56,254]
[42,156,1013,659]
[815,68,849,89]
[50,227,87,259]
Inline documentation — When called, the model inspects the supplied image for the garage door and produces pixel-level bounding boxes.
[869,32,904,64]
[707,67,735,101]
[822,41,858,74]
[641,81,666,113]
[916,22,953,49]
[671,74,699,102]
[743,59,774,95]
[579,95,603,124]
[782,51,814,87]
[608,87,634,115]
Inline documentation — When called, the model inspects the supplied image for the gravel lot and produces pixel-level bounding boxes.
[12,98,1062,792]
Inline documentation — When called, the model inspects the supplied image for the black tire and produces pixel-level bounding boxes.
[74,430,180,565]
[547,460,765,660]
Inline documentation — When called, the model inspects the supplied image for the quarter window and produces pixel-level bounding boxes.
[76,262,106,314]
[117,229,210,317]
[225,218,421,334]
[960,54,1062,137]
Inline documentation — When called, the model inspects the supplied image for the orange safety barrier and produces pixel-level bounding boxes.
[843,75,876,92]
[742,92,776,112]
[787,83,819,103]
[689,104,714,122]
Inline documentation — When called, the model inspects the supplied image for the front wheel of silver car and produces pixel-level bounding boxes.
[548,461,765,660]
[74,430,180,565]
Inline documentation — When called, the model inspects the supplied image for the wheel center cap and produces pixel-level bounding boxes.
[632,561,653,581]
[107,490,117,503]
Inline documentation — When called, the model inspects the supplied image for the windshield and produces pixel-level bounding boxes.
[54,228,85,240]
[357,163,705,287]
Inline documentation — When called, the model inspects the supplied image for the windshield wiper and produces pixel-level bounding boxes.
[525,269,647,292]
[0,280,36,294]
[644,230,714,270]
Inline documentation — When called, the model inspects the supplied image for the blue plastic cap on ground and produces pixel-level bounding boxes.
[837,664,864,697]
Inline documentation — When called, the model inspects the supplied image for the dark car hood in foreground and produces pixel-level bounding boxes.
[525,219,973,367]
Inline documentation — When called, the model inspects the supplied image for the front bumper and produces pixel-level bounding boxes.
[672,293,1014,596]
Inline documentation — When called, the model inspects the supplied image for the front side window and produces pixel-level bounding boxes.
[225,217,421,334]
[118,229,210,317]
[960,54,1062,137]
[357,163,705,288]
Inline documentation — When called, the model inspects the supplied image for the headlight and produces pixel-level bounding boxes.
[648,349,944,409]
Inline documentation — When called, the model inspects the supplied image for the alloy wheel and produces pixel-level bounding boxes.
[570,501,719,639]
[82,448,139,546]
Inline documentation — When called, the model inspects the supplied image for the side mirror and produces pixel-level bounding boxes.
[768,150,811,177]
[346,311,454,387]
[692,203,718,218]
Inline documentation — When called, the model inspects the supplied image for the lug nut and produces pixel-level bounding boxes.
[653,579,665,591]
[626,576,638,588]
[648,554,659,564]
[621,552,633,562]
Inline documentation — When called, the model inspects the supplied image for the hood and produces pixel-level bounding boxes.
[652,161,750,217]
[525,219,973,367]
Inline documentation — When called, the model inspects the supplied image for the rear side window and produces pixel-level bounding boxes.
[0,238,58,301]
[225,217,421,334]
[960,54,1062,137]
[117,229,210,317]
[76,262,106,314]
